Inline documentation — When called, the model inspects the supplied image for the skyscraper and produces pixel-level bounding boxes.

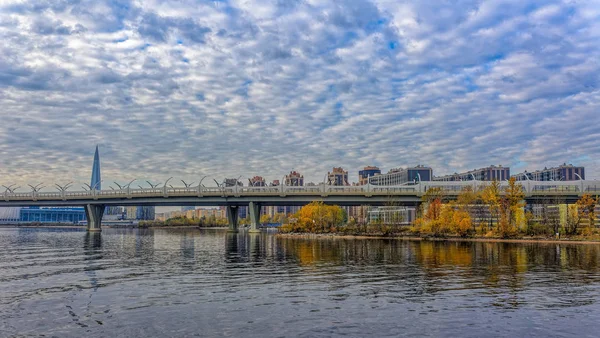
[91,145,101,190]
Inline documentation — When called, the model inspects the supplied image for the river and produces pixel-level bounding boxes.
[1,227,599,337]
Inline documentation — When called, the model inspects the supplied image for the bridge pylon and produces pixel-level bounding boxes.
[226,205,239,233]
[84,204,104,232]
[248,202,261,233]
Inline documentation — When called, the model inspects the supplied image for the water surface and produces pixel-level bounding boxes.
[1,227,599,337]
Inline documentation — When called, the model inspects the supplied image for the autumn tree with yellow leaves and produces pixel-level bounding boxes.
[283,201,347,233]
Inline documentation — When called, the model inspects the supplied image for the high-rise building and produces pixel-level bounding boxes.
[105,206,124,215]
[358,166,381,185]
[284,171,304,186]
[181,206,195,212]
[369,165,432,185]
[249,176,266,186]
[434,165,509,181]
[513,164,585,181]
[327,167,349,186]
[224,178,243,187]
[126,206,156,220]
[90,145,101,190]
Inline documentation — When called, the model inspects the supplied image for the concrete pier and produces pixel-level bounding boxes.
[226,205,239,233]
[248,201,261,233]
[84,204,104,232]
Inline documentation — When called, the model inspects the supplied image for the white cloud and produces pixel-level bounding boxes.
[0,0,599,192]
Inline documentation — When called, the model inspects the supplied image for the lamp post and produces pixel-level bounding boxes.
[198,176,208,195]
[28,183,45,200]
[55,182,73,200]
[181,180,195,188]
[146,181,162,189]
[469,173,477,191]
[575,173,584,193]
[125,179,137,197]
[164,177,173,196]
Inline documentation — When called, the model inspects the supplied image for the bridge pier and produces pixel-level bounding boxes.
[248,202,261,233]
[84,204,104,232]
[226,205,239,233]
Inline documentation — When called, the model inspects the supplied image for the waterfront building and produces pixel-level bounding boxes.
[285,171,304,186]
[249,176,266,186]
[181,206,195,212]
[195,207,227,219]
[155,212,167,222]
[513,164,585,181]
[126,206,156,220]
[358,166,381,185]
[367,206,416,225]
[0,207,21,222]
[328,167,349,186]
[105,206,124,216]
[434,165,509,181]
[369,165,432,185]
[224,178,243,187]
[19,207,86,224]
[185,209,196,219]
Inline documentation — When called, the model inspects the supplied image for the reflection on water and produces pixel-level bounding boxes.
[1,228,600,337]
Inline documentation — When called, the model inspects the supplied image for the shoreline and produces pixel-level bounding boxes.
[276,232,600,245]
[0,224,224,230]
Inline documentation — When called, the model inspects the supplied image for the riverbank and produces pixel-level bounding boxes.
[276,232,600,245]
[0,224,224,230]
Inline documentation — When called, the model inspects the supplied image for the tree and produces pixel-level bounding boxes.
[576,194,599,232]
[499,177,525,237]
[456,186,481,232]
[565,204,582,235]
[260,214,271,224]
[481,180,501,230]
[291,202,346,233]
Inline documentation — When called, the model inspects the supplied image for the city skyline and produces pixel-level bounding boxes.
[1,0,599,185]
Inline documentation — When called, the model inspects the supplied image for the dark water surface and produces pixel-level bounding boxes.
[1,228,600,337]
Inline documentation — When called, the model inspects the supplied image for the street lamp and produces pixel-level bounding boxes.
[3,184,20,193]
[55,182,73,200]
[574,173,584,193]
[163,177,173,196]
[146,181,162,189]
[181,180,195,188]
[197,176,208,195]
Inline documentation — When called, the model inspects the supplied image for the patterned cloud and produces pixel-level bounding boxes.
[1,0,599,189]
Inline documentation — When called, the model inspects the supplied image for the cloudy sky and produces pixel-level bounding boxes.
[1,0,599,189]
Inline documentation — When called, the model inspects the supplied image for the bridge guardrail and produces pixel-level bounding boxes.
[3,180,600,202]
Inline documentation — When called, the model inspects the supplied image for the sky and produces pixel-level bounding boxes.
[1,0,600,189]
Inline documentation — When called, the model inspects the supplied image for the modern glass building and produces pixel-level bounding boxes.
[0,207,21,222]
[19,207,86,223]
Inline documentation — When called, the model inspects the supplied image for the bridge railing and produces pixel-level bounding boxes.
[3,180,600,202]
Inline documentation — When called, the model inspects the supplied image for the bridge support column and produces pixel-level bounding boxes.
[226,205,239,233]
[248,202,261,233]
[84,204,104,232]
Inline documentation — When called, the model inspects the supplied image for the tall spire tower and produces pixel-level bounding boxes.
[91,145,101,190]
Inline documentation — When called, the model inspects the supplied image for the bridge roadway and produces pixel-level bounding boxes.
[2,180,599,232]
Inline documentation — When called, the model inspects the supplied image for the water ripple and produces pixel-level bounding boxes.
[1,228,600,337]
